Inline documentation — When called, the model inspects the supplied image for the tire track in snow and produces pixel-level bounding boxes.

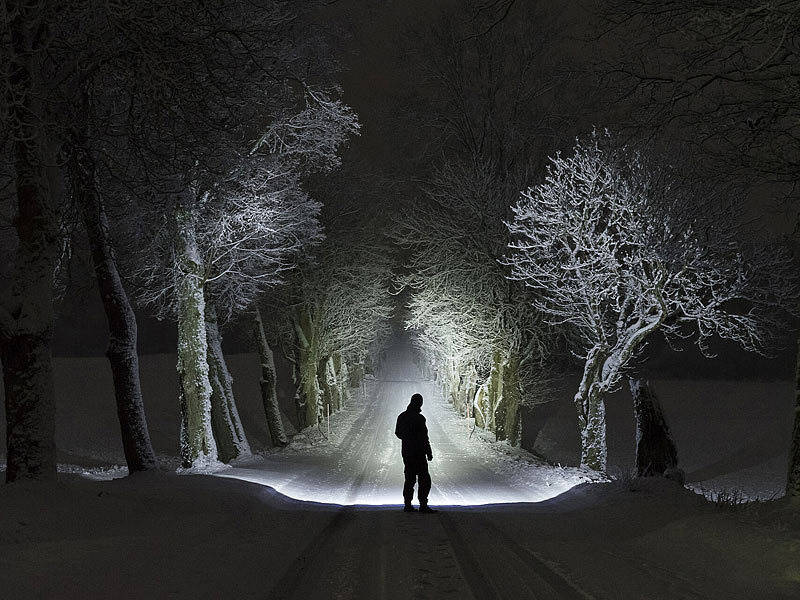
[438,511,596,600]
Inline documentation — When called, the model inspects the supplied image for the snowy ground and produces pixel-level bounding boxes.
[218,346,596,506]
[1,345,800,598]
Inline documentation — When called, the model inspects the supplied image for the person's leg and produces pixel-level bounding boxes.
[403,457,417,510]
[417,459,431,506]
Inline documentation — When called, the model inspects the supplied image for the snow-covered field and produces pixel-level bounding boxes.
[1,347,799,598]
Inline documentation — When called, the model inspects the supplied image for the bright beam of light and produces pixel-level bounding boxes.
[213,342,591,507]
[214,464,586,506]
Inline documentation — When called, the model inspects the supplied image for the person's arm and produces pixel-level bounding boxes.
[421,416,432,460]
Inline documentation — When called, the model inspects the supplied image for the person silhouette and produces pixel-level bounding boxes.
[395,393,437,513]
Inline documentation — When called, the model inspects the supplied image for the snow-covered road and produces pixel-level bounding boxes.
[219,344,588,506]
[215,346,601,599]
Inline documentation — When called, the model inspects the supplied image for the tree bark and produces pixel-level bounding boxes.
[574,348,607,472]
[322,354,340,412]
[205,302,250,463]
[0,6,60,481]
[787,337,800,497]
[335,354,350,409]
[74,152,156,473]
[174,205,216,468]
[254,306,288,447]
[293,308,321,427]
[498,355,521,446]
[630,378,678,477]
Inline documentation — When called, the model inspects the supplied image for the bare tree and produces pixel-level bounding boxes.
[505,131,798,471]
[113,0,359,468]
[274,232,394,429]
[0,1,71,481]
[391,2,568,445]
[600,1,800,190]
[397,160,553,445]
[134,105,356,466]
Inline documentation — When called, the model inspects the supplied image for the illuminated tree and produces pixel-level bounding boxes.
[398,161,553,445]
[269,226,394,429]
[505,131,798,471]
[105,0,359,467]
[393,2,562,445]
[134,93,357,465]
[600,0,800,501]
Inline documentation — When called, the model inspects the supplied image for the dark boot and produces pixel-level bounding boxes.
[419,504,438,514]
[404,503,417,512]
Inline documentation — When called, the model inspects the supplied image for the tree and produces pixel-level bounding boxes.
[391,2,565,445]
[600,1,800,189]
[117,1,358,468]
[505,131,798,471]
[274,231,394,430]
[0,1,69,481]
[599,0,800,501]
[397,161,553,445]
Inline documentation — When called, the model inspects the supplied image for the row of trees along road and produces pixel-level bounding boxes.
[394,2,581,447]
[262,178,395,433]
[398,2,800,487]
[0,0,359,479]
[504,131,798,472]
[592,1,800,494]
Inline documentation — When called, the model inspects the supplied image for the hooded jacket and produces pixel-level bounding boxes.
[395,403,432,459]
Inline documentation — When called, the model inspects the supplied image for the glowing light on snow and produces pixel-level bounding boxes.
[211,346,592,507]
[215,466,585,506]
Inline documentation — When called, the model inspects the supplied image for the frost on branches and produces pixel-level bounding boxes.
[129,81,357,466]
[505,131,798,472]
[263,221,394,431]
[398,161,554,446]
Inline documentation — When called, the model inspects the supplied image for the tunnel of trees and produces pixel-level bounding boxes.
[1,0,800,499]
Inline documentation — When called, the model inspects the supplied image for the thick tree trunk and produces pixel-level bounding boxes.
[497,356,521,446]
[253,306,288,447]
[488,351,504,436]
[348,358,364,388]
[630,379,678,477]
[322,354,340,411]
[787,337,800,497]
[291,357,308,430]
[205,302,250,463]
[336,355,350,409]
[75,157,156,473]
[294,309,321,427]
[473,381,489,430]
[0,3,59,481]
[574,348,607,472]
[0,332,56,482]
[174,206,216,468]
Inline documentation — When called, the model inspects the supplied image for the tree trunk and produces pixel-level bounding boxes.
[205,302,250,463]
[498,355,521,446]
[348,358,364,388]
[787,337,800,497]
[630,378,678,477]
[0,331,57,482]
[336,355,350,409]
[74,154,156,473]
[574,348,607,472]
[174,205,216,468]
[294,308,321,427]
[322,354,340,411]
[488,351,504,437]
[0,3,60,481]
[254,305,288,447]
